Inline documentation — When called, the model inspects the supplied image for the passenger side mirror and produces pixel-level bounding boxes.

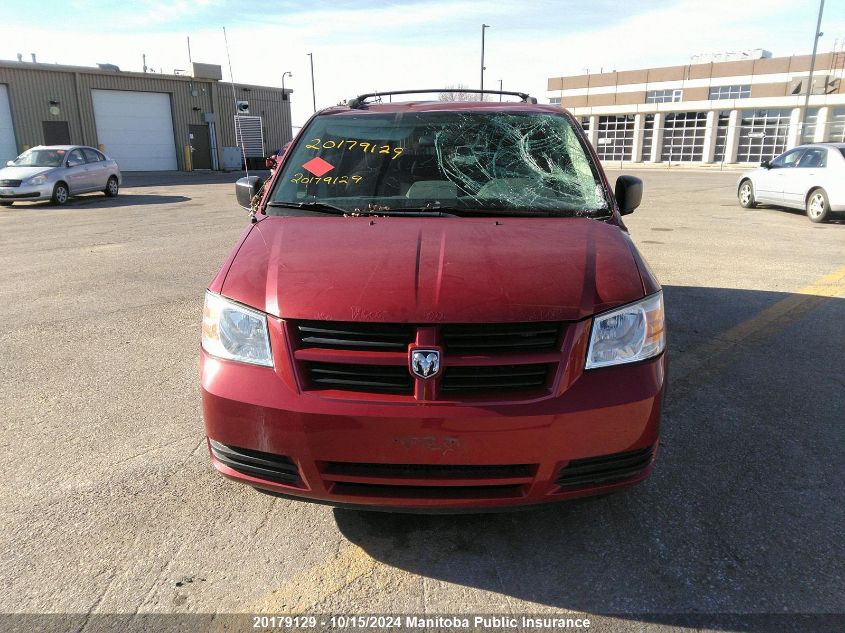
[235,176,264,210]
[760,159,771,169]
[614,175,643,215]
[5,160,13,167]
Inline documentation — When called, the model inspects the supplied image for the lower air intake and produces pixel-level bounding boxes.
[556,445,654,489]
[210,440,301,486]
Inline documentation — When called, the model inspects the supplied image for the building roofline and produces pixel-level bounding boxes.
[0,59,290,93]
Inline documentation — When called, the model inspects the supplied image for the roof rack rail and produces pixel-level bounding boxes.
[347,89,537,109]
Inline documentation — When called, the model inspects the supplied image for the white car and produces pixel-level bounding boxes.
[0,145,121,206]
[736,143,845,223]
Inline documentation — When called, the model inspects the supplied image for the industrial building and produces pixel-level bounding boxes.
[547,49,845,165]
[0,59,293,171]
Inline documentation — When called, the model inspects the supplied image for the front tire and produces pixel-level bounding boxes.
[104,176,119,197]
[806,189,830,223]
[738,180,756,208]
[0,201,12,207]
[51,182,69,206]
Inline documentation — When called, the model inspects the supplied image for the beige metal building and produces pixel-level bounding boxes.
[547,50,845,165]
[0,60,293,171]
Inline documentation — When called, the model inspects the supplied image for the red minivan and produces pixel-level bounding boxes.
[201,90,666,511]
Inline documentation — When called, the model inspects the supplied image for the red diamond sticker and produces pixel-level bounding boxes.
[302,156,335,177]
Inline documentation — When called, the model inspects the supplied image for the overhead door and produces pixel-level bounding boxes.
[0,85,17,164]
[92,89,177,171]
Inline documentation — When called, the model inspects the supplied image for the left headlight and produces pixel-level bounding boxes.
[585,291,665,369]
[201,291,273,367]
[26,174,48,186]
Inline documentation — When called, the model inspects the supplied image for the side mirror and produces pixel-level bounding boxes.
[235,176,264,209]
[264,157,276,169]
[760,160,770,169]
[614,175,643,215]
[5,160,14,167]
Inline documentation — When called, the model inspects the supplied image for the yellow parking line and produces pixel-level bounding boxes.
[671,264,845,381]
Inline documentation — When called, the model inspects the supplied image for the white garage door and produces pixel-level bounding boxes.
[0,85,17,164]
[92,89,177,171]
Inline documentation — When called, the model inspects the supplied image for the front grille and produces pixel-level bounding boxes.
[555,445,654,489]
[441,322,561,354]
[295,321,415,351]
[305,361,413,394]
[210,440,301,486]
[0,179,22,187]
[321,461,536,500]
[441,364,550,394]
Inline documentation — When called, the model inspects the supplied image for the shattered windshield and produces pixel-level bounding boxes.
[269,110,608,216]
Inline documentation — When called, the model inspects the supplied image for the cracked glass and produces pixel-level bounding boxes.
[270,110,608,217]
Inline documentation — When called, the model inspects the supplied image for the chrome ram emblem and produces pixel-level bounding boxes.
[410,350,440,379]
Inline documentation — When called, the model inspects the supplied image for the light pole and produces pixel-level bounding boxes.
[307,53,316,113]
[480,24,490,99]
[281,71,292,101]
[801,0,825,140]
[498,79,503,101]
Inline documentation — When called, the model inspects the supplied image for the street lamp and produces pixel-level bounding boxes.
[801,0,825,139]
[307,53,316,113]
[282,71,292,101]
[480,24,490,99]
[498,79,503,101]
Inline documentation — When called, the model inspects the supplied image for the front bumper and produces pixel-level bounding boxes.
[201,340,666,511]
[0,183,53,201]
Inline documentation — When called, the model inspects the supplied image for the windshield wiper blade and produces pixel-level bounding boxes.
[266,201,348,215]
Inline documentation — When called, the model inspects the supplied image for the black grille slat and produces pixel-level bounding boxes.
[442,322,561,354]
[210,440,301,485]
[296,321,414,351]
[0,179,22,187]
[441,364,550,394]
[323,462,533,480]
[305,362,413,394]
[556,446,654,489]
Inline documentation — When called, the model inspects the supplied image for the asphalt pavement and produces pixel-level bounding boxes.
[0,168,842,633]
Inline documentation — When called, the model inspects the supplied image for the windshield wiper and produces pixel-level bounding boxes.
[266,201,349,215]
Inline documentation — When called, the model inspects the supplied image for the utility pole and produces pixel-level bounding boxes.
[498,79,503,101]
[307,53,316,113]
[801,0,825,139]
[480,24,490,99]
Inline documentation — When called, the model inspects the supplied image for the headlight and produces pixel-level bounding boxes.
[585,292,665,369]
[201,291,273,366]
[26,174,48,186]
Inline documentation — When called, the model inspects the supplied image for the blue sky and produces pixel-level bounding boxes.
[2,0,844,127]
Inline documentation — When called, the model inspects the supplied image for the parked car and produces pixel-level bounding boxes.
[0,145,121,206]
[201,90,666,512]
[737,143,845,223]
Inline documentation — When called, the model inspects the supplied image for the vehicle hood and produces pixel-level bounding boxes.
[0,166,55,181]
[221,217,646,323]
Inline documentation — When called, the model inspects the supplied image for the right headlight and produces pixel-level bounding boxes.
[201,291,273,367]
[585,291,665,369]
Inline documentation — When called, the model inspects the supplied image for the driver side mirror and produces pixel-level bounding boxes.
[760,159,771,169]
[614,175,643,215]
[235,176,264,210]
[5,160,13,167]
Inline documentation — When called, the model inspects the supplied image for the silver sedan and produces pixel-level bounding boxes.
[0,145,121,206]
[736,143,845,223]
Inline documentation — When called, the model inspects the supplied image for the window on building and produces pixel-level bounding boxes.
[713,112,731,163]
[549,97,562,104]
[829,107,845,143]
[596,115,635,161]
[661,112,708,162]
[641,114,655,160]
[801,107,820,143]
[708,85,751,100]
[645,89,682,104]
[736,108,792,163]
[579,117,590,132]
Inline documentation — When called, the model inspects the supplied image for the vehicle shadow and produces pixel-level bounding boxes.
[7,193,191,209]
[749,204,845,225]
[333,285,845,629]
